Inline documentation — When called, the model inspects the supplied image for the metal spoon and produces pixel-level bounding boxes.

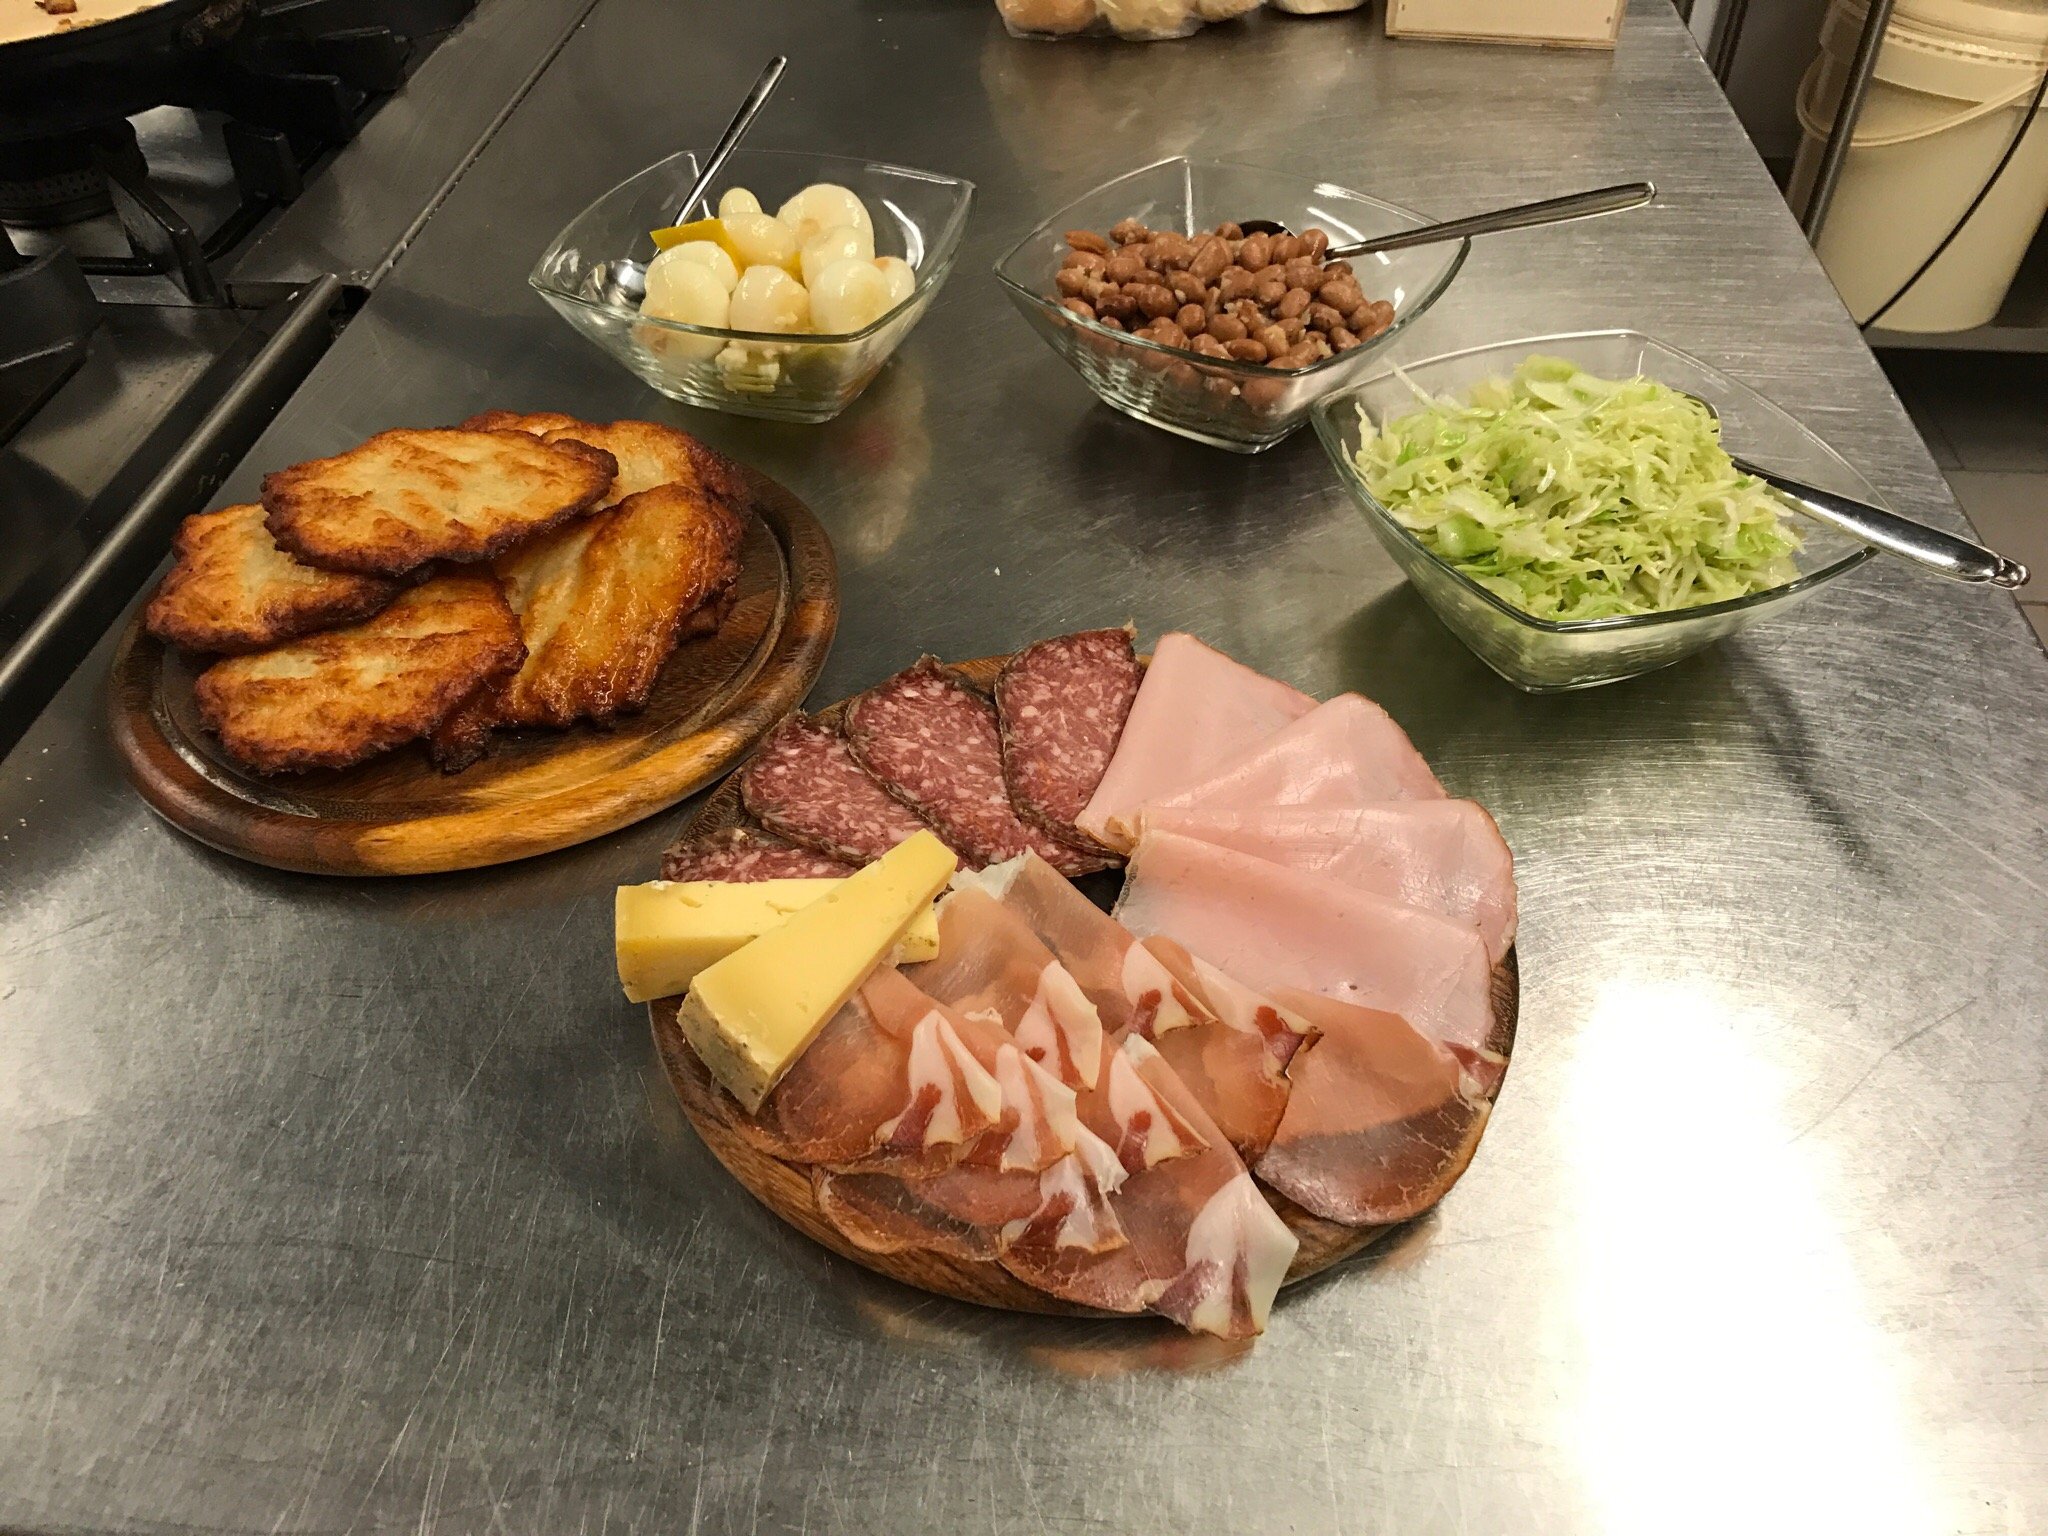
[1240,181,1656,257]
[1686,392,2026,586]
[588,53,787,310]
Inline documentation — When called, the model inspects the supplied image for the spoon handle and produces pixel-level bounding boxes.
[1332,182,1656,258]
[1733,456,2029,588]
[666,54,788,225]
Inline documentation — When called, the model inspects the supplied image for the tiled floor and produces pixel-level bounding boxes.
[1881,351,2048,648]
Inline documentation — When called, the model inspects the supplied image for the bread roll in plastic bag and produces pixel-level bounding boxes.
[998,0,1264,41]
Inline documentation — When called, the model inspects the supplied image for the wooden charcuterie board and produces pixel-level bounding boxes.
[648,654,1520,1311]
[107,466,836,876]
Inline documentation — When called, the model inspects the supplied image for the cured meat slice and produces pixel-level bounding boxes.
[994,627,1141,858]
[738,968,1002,1174]
[1075,632,1315,853]
[1115,832,1495,1060]
[1140,801,1517,964]
[740,713,935,865]
[1141,692,1445,819]
[812,1169,999,1263]
[962,854,1307,1160]
[844,658,1108,877]
[657,826,855,882]
[1254,987,1493,1226]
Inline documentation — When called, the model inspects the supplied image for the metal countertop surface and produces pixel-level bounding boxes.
[4,1,2046,1531]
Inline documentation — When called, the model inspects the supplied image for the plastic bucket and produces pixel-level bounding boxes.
[1789,0,2048,330]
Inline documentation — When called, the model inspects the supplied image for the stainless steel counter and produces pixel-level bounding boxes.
[4,1,2045,1531]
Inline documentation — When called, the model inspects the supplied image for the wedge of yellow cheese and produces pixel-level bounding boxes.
[677,831,958,1111]
[614,879,941,1004]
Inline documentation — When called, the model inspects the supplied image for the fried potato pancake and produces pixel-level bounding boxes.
[429,468,746,769]
[457,410,586,437]
[262,428,618,577]
[144,503,403,654]
[194,572,525,774]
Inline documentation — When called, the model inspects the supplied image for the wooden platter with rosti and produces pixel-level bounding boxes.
[108,413,837,876]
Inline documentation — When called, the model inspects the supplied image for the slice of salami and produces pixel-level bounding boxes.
[995,627,1141,859]
[740,713,934,865]
[843,657,1109,877]
[658,826,856,883]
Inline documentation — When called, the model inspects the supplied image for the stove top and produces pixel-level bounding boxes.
[0,0,488,754]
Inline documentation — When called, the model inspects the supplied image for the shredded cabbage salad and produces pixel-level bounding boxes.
[1354,356,1801,622]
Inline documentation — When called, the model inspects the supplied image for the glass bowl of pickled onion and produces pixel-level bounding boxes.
[532,149,974,423]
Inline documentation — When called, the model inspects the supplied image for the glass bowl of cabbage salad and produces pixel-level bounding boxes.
[1312,331,1878,691]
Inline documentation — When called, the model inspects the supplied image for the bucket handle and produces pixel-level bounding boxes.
[1797,55,2047,147]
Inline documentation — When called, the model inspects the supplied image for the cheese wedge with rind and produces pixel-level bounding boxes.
[678,831,958,1112]
[615,880,942,1004]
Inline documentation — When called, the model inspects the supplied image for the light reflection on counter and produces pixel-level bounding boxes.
[1563,977,1940,1535]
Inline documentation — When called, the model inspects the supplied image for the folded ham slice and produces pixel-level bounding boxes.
[1075,633,1314,853]
[1141,692,1445,819]
[1115,832,1496,1061]
[960,854,1309,1160]
[1138,801,1517,964]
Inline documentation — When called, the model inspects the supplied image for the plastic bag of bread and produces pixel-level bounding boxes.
[997,0,1264,41]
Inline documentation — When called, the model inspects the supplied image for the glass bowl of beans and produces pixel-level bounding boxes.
[994,157,1469,452]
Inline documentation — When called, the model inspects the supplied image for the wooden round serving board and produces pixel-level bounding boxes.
[648,654,1520,1315]
[108,466,837,877]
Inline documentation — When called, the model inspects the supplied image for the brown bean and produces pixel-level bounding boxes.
[1147,319,1188,349]
[1065,229,1111,255]
[1305,302,1345,333]
[1190,332,1229,359]
[1237,234,1271,271]
[1276,286,1312,320]
[1253,275,1288,307]
[1270,234,1303,264]
[1272,341,1319,370]
[1229,299,1265,328]
[1059,297,1094,321]
[1104,253,1145,285]
[1306,332,1333,360]
[1055,267,1093,298]
[1169,270,1208,303]
[1330,326,1361,351]
[1321,260,1353,281]
[1319,276,1365,312]
[1175,302,1207,335]
[1213,221,1244,241]
[1110,217,1149,245]
[1188,236,1230,283]
[1282,258,1320,291]
[1225,338,1269,364]
[1098,314,1125,332]
[1151,233,1193,269]
[1344,301,1376,332]
[1095,290,1137,322]
[1060,249,1108,274]
[1206,313,1248,343]
[1216,266,1257,302]
[1166,359,1199,389]
[1243,376,1286,411]
[1205,371,1238,398]
[1277,314,1307,343]
[1129,284,1178,319]
[1254,323,1289,355]
[1299,228,1330,260]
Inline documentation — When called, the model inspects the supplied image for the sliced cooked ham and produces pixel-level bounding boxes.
[1115,832,1496,1061]
[1141,692,1445,819]
[1139,801,1517,964]
[1075,633,1314,853]
[959,853,1306,1160]
[1255,987,1494,1226]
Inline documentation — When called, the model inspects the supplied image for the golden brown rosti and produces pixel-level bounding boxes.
[193,572,526,774]
[261,428,618,577]
[144,503,404,654]
[456,410,587,436]
[429,473,746,769]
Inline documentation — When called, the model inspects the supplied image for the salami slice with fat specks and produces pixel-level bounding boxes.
[658,826,855,883]
[741,714,935,865]
[995,627,1141,860]
[844,657,1109,877]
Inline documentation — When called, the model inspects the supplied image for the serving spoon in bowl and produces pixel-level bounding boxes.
[1240,181,1657,256]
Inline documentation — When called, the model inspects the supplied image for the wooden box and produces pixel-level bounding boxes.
[1385,0,1624,48]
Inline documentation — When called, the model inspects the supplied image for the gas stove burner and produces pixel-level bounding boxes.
[0,124,147,228]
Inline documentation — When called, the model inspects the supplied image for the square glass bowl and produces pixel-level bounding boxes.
[994,157,1468,453]
[1311,330,1878,692]
[530,149,974,423]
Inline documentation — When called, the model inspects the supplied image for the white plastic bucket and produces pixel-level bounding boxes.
[1789,0,2048,331]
